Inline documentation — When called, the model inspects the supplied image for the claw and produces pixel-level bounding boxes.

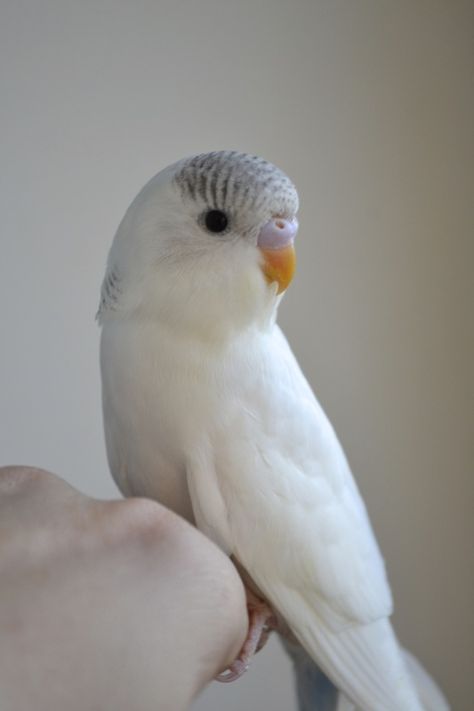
[216,658,249,683]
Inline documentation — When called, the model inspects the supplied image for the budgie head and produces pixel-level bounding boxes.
[98,151,299,338]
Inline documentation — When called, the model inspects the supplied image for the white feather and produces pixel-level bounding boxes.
[102,318,420,708]
[336,651,449,711]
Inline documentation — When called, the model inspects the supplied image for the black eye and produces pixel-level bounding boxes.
[204,209,229,233]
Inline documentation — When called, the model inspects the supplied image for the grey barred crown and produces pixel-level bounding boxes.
[173,151,299,219]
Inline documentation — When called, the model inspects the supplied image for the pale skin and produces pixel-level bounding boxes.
[0,466,248,711]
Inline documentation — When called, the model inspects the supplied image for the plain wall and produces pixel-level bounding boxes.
[1,1,472,709]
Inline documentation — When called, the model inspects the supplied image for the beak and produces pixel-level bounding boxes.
[258,217,298,294]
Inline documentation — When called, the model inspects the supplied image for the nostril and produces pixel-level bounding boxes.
[258,217,298,249]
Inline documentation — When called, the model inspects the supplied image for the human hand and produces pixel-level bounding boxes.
[0,466,247,711]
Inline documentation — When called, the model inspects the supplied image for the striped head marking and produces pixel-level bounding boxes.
[173,151,299,225]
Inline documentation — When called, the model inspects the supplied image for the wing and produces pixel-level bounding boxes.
[186,326,421,709]
[190,325,392,628]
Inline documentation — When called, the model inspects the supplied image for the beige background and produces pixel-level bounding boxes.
[1,1,472,709]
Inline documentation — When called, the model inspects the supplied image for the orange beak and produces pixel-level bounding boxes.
[258,217,298,294]
[260,244,296,294]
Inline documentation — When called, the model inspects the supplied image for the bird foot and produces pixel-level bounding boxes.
[216,589,276,683]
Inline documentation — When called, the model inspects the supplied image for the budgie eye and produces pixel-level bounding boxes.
[203,209,229,234]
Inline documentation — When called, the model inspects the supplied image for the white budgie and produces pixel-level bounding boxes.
[98,151,448,710]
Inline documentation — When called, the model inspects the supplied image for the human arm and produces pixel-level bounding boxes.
[0,466,247,711]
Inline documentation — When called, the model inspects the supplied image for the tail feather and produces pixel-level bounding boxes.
[291,613,422,710]
[282,638,450,711]
[283,638,339,711]
[401,650,449,711]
